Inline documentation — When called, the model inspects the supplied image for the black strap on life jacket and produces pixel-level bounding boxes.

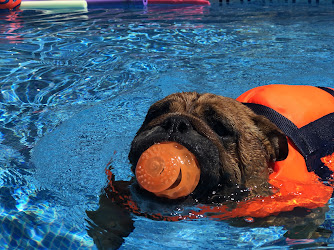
[318,86,334,97]
[243,87,334,179]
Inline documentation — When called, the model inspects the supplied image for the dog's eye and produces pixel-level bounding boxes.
[208,119,235,138]
[205,108,235,138]
[144,101,170,125]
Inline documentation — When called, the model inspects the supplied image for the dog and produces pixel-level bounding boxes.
[87,85,334,249]
[128,91,289,201]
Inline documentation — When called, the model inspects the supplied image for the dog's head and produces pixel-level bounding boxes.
[129,92,288,201]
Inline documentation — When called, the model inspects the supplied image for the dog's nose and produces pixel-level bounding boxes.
[162,116,192,134]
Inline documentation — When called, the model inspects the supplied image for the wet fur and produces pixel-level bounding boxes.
[129,92,288,201]
[87,92,331,249]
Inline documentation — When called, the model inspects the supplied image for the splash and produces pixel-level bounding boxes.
[321,153,334,172]
[106,153,334,222]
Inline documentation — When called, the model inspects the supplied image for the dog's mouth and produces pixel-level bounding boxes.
[128,125,221,199]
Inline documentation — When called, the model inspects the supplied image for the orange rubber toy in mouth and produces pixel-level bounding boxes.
[135,142,200,199]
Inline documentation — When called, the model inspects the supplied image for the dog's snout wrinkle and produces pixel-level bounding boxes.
[162,116,192,134]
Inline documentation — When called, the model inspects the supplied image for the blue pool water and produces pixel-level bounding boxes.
[1,1,334,249]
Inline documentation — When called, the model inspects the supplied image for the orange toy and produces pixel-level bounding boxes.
[0,0,21,10]
[135,142,200,199]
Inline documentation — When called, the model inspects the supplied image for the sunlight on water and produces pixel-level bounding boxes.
[0,1,334,249]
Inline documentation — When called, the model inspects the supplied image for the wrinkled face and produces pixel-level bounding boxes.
[129,92,287,201]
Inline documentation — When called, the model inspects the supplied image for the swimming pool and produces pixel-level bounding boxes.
[1,0,334,249]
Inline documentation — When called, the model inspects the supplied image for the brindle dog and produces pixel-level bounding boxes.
[86,92,331,249]
[129,92,289,200]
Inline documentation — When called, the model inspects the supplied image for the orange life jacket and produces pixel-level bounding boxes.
[207,85,334,219]
[107,85,334,221]
[237,85,334,181]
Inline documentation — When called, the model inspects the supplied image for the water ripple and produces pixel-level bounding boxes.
[0,3,334,249]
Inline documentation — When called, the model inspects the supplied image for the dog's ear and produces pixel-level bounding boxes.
[252,115,288,162]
